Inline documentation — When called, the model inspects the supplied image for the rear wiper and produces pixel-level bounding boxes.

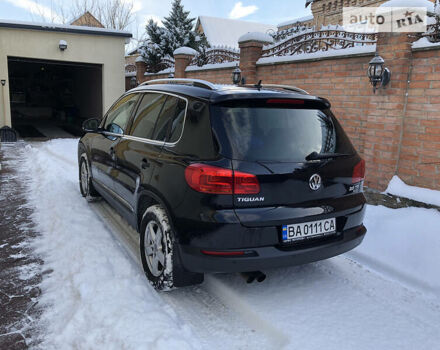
[305,152,352,161]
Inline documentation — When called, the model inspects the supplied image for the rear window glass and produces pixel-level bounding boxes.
[210,105,355,162]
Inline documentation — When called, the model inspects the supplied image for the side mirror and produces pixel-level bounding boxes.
[82,118,100,133]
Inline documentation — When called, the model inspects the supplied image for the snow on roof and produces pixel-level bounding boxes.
[0,19,131,38]
[277,15,314,28]
[238,32,273,44]
[197,16,276,48]
[379,0,435,12]
[173,47,198,56]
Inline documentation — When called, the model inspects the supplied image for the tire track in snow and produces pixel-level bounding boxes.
[36,140,290,348]
[91,201,278,349]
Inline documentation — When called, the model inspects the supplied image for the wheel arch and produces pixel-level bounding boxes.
[136,188,175,234]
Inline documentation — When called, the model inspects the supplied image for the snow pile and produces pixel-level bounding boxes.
[352,205,440,294]
[412,37,440,49]
[238,32,273,44]
[257,45,376,65]
[186,61,238,72]
[135,55,145,63]
[385,175,440,206]
[173,47,198,56]
[145,67,175,75]
[21,139,199,349]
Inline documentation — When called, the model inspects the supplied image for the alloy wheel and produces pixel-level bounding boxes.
[144,221,166,277]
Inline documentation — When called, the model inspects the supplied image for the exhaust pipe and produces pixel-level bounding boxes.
[240,271,266,284]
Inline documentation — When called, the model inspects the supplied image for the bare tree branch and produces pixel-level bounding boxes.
[31,0,135,30]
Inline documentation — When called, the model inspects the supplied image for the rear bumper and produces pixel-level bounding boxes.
[179,225,366,273]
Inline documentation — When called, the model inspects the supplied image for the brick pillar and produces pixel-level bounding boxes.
[238,34,273,85]
[135,59,147,83]
[364,32,415,190]
[173,47,197,78]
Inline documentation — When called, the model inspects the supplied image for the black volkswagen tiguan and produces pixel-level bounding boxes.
[78,79,367,290]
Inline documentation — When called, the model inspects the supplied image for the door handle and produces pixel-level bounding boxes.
[141,158,150,169]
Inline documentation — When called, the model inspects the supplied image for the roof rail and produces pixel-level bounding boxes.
[245,84,309,95]
[140,78,217,90]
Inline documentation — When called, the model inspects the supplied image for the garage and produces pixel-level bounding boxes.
[0,19,131,139]
[8,57,102,138]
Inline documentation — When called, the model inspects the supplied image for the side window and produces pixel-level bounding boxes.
[130,93,167,139]
[152,96,187,142]
[168,98,186,143]
[104,94,139,135]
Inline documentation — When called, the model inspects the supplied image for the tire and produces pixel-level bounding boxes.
[79,154,100,201]
[139,204,203,291]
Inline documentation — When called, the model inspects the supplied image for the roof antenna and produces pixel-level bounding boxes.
[255,80,262,90]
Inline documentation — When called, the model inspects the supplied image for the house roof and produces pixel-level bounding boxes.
[196,16,276,48]
[0,19,132,38]
[70,11,104,28]
[277,15,314,28]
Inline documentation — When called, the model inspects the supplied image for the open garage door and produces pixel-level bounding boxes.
[8,57,102,139]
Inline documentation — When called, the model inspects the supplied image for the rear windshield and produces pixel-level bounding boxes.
[210,104,355,162]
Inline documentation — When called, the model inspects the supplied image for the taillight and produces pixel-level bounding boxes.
[352,159,365,183]
[185,164,260,194]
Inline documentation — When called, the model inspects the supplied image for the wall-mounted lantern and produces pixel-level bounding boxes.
[1,80,5,86]
[59,40,68,51]
[130,77,137,89]
[232,64,242,85]
[368,53,391,93]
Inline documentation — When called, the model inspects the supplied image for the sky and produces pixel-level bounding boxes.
[0,0,312,41]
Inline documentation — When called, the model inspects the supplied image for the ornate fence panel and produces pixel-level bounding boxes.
[125,64,136,76]
[420,21,440,43]
[270,25,313,43]
[189,47,240,67]
[156,56,175,72]
[262,28,377,58]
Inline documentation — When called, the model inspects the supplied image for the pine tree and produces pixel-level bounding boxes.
[162,0,198,56]
[140,0,206,72]
[139,19,168,73]
[194,33,211,66]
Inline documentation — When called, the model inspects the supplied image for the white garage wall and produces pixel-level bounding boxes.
[0,26,128,127]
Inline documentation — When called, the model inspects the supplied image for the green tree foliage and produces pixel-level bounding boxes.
[140,0,209,72]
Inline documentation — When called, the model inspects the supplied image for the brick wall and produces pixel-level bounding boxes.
[186,67,233,84]
[399,48,440,189]
[139,37,440,191]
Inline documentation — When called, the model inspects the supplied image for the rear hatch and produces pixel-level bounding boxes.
[210,98,364,226]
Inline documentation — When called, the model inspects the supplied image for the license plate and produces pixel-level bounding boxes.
[282,218,336,243]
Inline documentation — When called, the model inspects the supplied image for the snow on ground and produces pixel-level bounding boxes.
[351,205,440,294]
[20,140,198,349]
[17,139,440,349]
[386,175,440,207]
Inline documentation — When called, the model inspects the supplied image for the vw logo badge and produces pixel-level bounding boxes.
[309,174,322,191]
